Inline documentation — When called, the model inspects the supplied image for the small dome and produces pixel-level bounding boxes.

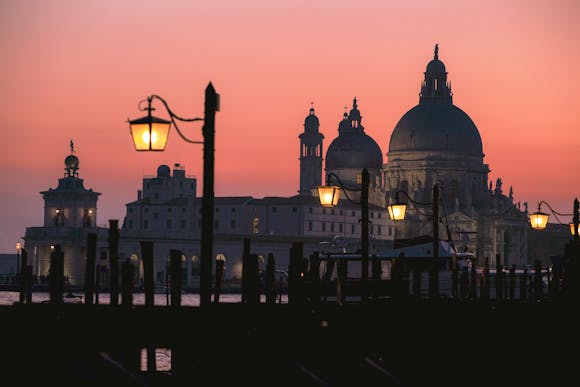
[304,108,320,132]
[426,59,446,74]
[388,103,483,156]
[326,132,383,169]
[64,155,79,170]
[157,164,171,177]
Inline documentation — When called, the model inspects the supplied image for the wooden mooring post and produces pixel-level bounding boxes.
[265,253,276,304]
[170,249,182,308]
[108,219,120,306]
[49,244,64,304]
[121,259,134,307]
[18,248,28,304]
[84,233,97,305]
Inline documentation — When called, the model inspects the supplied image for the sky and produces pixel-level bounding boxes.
[0,0,579,253]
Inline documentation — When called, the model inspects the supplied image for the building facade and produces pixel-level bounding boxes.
[24,142,109,286]
[382,45,528,266]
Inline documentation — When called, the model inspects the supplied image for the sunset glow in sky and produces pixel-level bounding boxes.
[1,0,579,252]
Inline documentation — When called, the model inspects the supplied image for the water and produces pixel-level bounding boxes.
[0,291,254,306]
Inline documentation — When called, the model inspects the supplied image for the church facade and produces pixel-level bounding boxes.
[381,46,528,266]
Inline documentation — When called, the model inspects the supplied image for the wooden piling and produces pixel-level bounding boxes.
[534,260,543,301]
[520,268,528,301]
[482,259,490,301]
[170,249,182,308]
[413,268,421,298]
[84,233,97,305]
[496,264,504,301]
[24,265,33,304]
[469,260,477,299]
[49,245,64,304]
[309,252,321,305]
[214,256,225,303]
[19,248,28,303]
[288,241,304,305]
[108,219,120,306]
[509,264,516,300]
[241,238,251,303]
[121,259,134,307]
[140,241,155,308]
[265,253,276,304]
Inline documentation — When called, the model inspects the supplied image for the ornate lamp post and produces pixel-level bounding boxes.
[530,199,579,238]
[128,83,219,307]
[317,168,370,301]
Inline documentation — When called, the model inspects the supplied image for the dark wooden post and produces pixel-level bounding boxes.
[413,267,422,298]
[451,258,459,298]
[170,249,182,308]
[214,256,225,303]
[460,267,469,299]
[496,264,504,301]
[140,241,155,308]
[247,254,260,304]
[121,259,134,307]
[24,265,33,304]
[469,260,477,299]
[18,248,28,303]
[430,185,440,299]
[360,168,370,303]
[84,233,97,305]
[371,254,381,301]
[534,260,543,301]
[337,258,348,304]
[108,219,120,306]
[308,252,321,305]
[509,264,516,300]
[288,241,304,305]
[520,268,528,301]
[241,237,251,303]
[482,258,490,301]
[200,82,218,308]
[49,245,64,304]
[265,253,276,304]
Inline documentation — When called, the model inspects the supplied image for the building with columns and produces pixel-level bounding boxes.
[382,45,528,266]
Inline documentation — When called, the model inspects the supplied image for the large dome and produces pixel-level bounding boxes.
[388,103,483,156]
[326,131,383,169]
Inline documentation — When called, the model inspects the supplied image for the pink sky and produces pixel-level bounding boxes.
[1,0,579,252]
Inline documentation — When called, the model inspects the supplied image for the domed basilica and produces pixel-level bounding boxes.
[301,45,528,266]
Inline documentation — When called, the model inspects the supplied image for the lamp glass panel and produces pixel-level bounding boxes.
[529,212,549,230]
[317,186,340,207]
[130,121,170,151]
[570,223,580,236]
[388,204,407,221]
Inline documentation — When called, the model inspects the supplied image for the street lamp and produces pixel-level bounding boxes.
[128,83,219,307]
[387,185,441,260]
[530,199,579,239]
[317,168,370,300]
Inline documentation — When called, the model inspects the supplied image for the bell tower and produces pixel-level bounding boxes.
[299,104,324,194]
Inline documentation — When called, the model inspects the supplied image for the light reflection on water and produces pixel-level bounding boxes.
[0,291,258,306]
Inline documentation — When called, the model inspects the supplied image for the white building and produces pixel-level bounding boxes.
[24,142,109,286]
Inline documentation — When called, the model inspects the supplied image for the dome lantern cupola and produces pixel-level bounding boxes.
[64,140,80,178]
[420,44,453,104]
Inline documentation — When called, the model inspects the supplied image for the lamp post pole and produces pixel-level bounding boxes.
[361,168,369,301]
[573,198,579,243]
[432,185,439,260]
[200,83,218,307]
